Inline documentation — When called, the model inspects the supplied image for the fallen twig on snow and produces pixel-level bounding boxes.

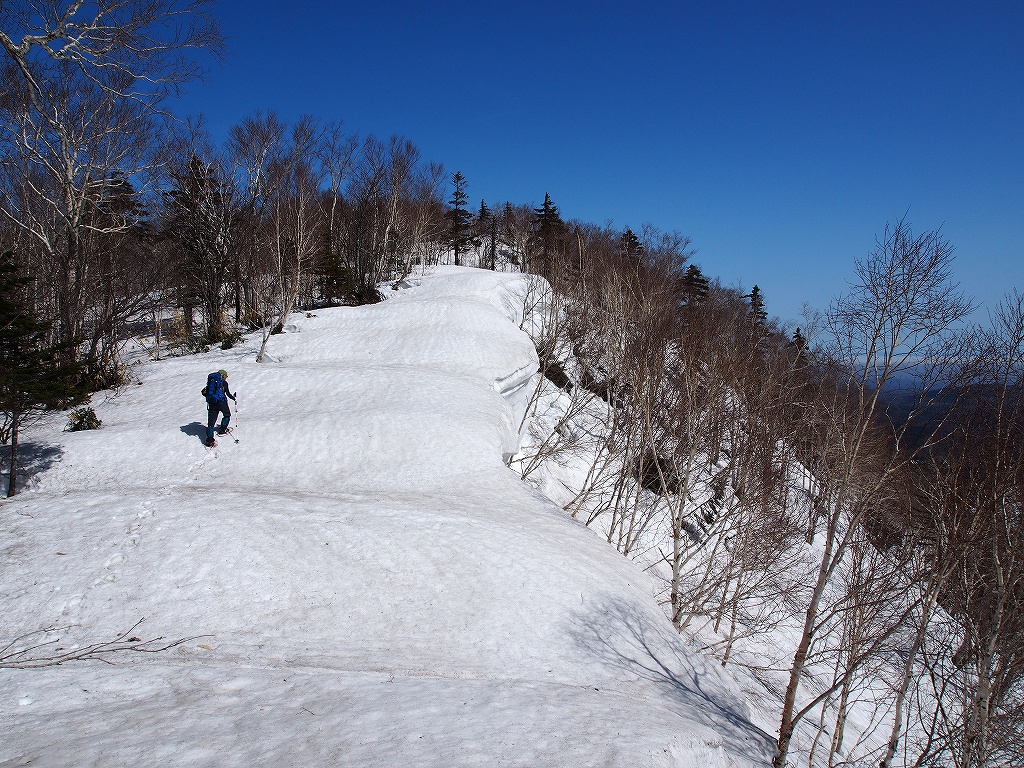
[0,618,207,669]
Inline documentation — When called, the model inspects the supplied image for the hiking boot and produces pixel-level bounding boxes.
[206,437,216,447]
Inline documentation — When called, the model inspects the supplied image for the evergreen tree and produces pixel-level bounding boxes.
[165,155,237,342]
[475,199,493,268]
[788,327,809,367]
[620,227,643,260]
[445,171,474,266]
[476,199,491,235]
[790,327,807,351]
[530,193,563,274]
[678,263,710,306]
[747,284,768,326]
[499,202,518,265]
[484,203,499,271]
[0,252,84,496]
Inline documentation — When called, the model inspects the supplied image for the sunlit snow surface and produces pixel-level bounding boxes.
[1,267,772,767]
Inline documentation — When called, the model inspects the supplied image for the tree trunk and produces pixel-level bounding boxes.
[6,411,19,497]
[880,590,936,768]
[154,310,162,360]
[964,641,997,768]
[829,670,853,767]
[774,528,835,768]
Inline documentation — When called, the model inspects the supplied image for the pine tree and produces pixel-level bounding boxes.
[445,171,474,266]
[620,227,643,260]
[747,284,768,326]
[788,327,808,366]
[530,193,563,274]
[484,203,499,271]
[0,252,84,496]
[476,199,491,235]
[790,327,806,351]
[475,199,493,268]
[679,263,710,306]
[165,156,236,342]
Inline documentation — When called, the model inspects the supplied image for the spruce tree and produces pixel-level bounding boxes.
[747,285,768,326]
[0,252,84,496]
[620,227,643,260]
[679,263,710,306]
[165,156,236,342]
[789,327,808,365]
[476,199,491,235]
[791,327,806,351]
[445,171,474,266]
[530,193,563,274]
[485,203,499,271]
[475,199,493,268]
[500,202,518,265]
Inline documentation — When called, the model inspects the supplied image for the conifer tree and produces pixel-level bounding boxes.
[483,202,499,271]
[788,327,808,368]
[679,263,710,306]
[475,199,494,268]
[476,199,491,233]
[747,284,768,326]
[165,155,237,342]
[530,193,563,274]
[0,252,84,496]
[620,227,643,260]
[445,171,474,266]
[790,327,806,351]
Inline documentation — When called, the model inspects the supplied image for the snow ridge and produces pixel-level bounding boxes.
[1,267,771,767]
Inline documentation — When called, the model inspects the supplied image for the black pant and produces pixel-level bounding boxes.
[207,399,231,440]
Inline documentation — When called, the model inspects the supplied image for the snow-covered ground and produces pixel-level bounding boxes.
[1,267,772,767]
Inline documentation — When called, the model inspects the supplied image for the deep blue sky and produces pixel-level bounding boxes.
[172,1,1023,326]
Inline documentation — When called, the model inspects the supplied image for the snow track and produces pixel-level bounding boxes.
[1,267,770,767]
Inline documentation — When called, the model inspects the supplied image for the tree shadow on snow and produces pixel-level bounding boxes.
[567,597,775,764]
[180,422,208,444]
[1,442,63,494]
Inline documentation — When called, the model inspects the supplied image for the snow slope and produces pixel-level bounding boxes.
[1,267,772,767]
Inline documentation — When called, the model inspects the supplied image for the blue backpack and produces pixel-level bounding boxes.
[203,371,225,403]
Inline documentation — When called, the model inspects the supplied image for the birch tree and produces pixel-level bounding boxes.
[772,220,972,767]
[0,0,222,371]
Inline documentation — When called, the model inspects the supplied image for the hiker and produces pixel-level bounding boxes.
[203,369,236,446]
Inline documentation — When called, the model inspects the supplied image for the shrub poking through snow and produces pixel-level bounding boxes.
[220,327,245,350]
[65,407,101,432]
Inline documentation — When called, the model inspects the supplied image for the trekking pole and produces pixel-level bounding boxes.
[233,395,240,443]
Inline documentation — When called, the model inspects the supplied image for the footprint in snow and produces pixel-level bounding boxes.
[104,552,126,568]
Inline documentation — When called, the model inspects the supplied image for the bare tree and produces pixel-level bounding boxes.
[316,121,360,302]
[254,116,324,362]
[338,136,433,302]
[0,63,159,372]
[0,1,223,110]
[772,220,973,768]
[897,292,1024,768]
[0,0,222,374]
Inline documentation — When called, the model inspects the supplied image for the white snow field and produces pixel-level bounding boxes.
[1,267,772,768]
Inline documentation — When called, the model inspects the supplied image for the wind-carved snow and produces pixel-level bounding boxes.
[0,267,772,767]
